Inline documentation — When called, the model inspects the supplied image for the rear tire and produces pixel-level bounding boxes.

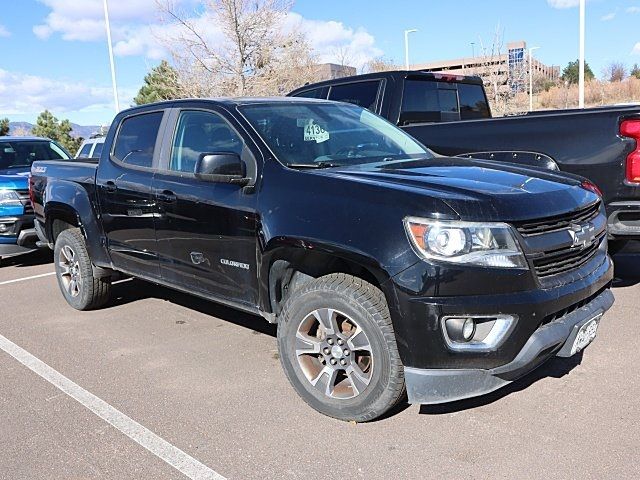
[54,228,111,310]
[277,273,405,422]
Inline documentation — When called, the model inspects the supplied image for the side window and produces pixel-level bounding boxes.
[170,110,244,173]
[291,86,329,99]
[92,141,104,158]
[113,111,163,168]
[77,143,92,158]
[458,83,491,120]
[400,80,460,125]
[328,81,381,111]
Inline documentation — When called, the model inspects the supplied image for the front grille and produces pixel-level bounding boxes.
[15,189,33,215]
[516,201,601,237]
[531,232,605,278]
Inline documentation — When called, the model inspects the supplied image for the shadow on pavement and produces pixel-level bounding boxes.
[612,243,640,287]
[0,249,53,268]
[109,278,277,337]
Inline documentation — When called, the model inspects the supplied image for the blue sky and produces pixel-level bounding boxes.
[1,0,639,126]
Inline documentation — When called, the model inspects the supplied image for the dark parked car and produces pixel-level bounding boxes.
[289,70,640,251]
[0,136,71,261]
[30,98,613,421]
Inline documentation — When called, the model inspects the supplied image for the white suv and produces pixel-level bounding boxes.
[75,136,106,159]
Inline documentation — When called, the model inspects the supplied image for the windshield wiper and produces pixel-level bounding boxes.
[285,162,340,169]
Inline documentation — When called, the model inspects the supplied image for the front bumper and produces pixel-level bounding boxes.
[405,288,614,404]
[0,214,38,260]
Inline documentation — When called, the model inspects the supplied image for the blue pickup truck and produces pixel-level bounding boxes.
[0,136,71,261]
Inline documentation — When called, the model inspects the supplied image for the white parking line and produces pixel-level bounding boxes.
[0,272,56,286]
[0,333,226,480]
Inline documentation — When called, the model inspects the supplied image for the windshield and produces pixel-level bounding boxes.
[239,102,431,167]
[0,140,70,170]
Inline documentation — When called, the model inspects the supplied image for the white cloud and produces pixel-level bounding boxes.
[601,12,616,21]
[288,13,383,70]
[627,6,640,14]
[0,24,10,37]
[547,0,581,9]
[33,0,383,68]
[632,42,640,55]
[0,68,134,116]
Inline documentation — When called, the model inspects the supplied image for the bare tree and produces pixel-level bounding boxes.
[363,57,398,73]
[331,44,353,68]
[603,62,627,83]
[155,0,320,96]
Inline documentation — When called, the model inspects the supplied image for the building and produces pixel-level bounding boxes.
[412,41,560,93]
[314,63,357,81]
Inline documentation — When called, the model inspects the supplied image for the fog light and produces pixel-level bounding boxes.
[0,223,9,233]
[462,318,476,341]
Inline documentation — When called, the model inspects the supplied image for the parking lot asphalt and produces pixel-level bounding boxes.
[1,247,639,480]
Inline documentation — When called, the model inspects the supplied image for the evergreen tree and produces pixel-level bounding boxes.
[0,118,9,136]
[31,110,83,154]
[561,59,595,84]
[631,64,640,80]
[133,60,181,105]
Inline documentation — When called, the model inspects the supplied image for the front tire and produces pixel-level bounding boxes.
[54,228,111,310]
[277,273,405,422]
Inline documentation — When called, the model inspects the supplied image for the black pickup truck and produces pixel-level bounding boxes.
[30,98,613,421]
[289,71,640,250]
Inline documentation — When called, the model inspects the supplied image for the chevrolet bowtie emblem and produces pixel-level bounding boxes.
[568,222,596,248]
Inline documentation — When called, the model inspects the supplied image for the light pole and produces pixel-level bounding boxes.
[404,29,418,70]
[103,0,120,113]
[579,0,586,108]
[471,42,475,58]
[529,46,541,112]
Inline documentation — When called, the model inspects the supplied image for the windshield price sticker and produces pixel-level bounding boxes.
[303,120,330,143]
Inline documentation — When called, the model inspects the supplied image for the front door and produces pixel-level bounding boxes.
[152,108,260,308]
[96,110,165,278]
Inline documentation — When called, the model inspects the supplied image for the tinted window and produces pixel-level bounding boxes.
[400,80,460,125]
[170,111,244,173]
[291,87,329,99]
[458,83,490,120]
[113,112,163,168]
[77,143,92,158]
[92,141,104,158]
[328,81,381,111]
[0,140,70,170]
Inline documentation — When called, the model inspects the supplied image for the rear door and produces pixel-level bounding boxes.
[152,106,260,307]
[96,109,167,278]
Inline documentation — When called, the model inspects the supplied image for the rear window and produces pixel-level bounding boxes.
[291,86,329,99]
[77,143,92,158]
[458,83,490,120]
[92,141,104,158]
[328,81,381,111]
[113,112,163,168]
[400,80,460,125]
[0,140,70,170]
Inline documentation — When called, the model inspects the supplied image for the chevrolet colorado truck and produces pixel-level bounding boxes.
[0,136,71,261]
[289,71,640,251]
[30,98,614,421]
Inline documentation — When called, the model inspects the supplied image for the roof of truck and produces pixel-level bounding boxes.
[0,136,52,142]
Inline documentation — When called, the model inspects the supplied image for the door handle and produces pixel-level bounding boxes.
[104,181,117,193]
[158,190,176,203]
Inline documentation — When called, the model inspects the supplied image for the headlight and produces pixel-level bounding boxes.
[404,217,528,269]
[0,189,22,207]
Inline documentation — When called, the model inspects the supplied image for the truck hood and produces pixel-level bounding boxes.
[0,171,29,190]
[321,157,597,222]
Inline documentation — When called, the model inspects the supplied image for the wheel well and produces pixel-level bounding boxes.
[268,251,384,319]
[50,217,79,243]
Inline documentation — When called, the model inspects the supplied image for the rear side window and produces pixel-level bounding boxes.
[291,86,329,99]
[113,112,163,168]
[458,83,490,120]
[77,143,92,158]
[400,80,460,125]
[92,141,104,158]
[328,81,381,111]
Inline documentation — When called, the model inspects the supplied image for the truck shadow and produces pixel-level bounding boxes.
[110,278,277,337]
[0,249,53,268]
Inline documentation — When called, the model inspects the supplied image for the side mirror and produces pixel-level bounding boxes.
[195,152,249,185]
